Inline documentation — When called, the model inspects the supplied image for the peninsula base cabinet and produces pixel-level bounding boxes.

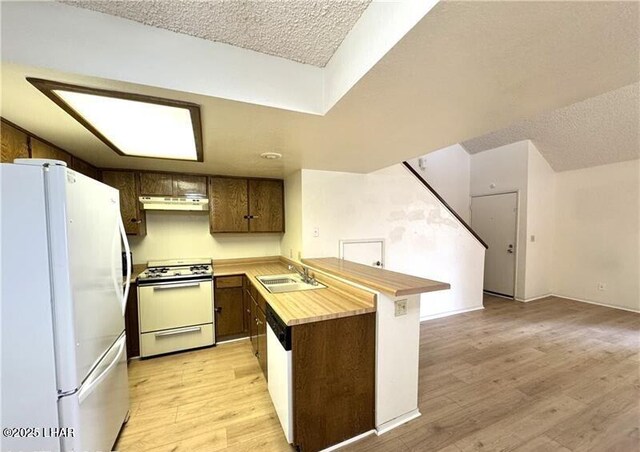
[289,313,376,452]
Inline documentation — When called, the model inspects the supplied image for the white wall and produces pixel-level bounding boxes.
[525,142,556,299]
[280,170,303,261]
[300,165,485,320]
[129,211,282,264]
[470,140,529,299]
[407,144,471,222]
[553,159,640,312]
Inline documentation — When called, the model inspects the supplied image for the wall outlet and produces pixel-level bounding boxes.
[597,282,607,291]
[395,299,408,317]
[313,227,320,237]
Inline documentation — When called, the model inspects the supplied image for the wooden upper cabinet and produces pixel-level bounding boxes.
[70,156,99,180]
[139,172,173,196]
[209,177,250,233]
[209,176,285,234]
[101,171,146,236]
[249,179,284,233]
[1,121,29,163]
[140,172,207,198]
[30,138,72,166]
[173,175,207,197]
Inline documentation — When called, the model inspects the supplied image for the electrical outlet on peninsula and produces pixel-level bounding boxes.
[395,299,408,317]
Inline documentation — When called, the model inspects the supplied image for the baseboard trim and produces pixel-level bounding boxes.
[319,430,376,452]
[376,409,421,436]
[515,293,553,303]
[420,306,484,322]
[552,294,640,314]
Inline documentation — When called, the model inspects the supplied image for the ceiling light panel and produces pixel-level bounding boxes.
[28,78,203,162]
[54,90,196,160]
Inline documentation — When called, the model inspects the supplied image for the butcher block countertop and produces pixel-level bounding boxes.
[302,257,450,297]
[213,257,376,326]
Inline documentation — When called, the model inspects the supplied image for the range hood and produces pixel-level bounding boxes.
[139,196,209,211]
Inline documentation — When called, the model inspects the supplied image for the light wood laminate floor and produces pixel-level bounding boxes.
[115,296,640,451]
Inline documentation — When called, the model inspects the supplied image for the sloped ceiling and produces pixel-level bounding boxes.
[461,83,640,171]
[60,0,371,67]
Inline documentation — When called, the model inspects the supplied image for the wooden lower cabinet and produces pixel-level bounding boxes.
[242,277,267,380]
[124,283,140,358]
[256,306,267,378]
[214,276,245,342]
[292,313,376,452]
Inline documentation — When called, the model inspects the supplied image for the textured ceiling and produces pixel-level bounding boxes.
[60,0,371,67]
[3,1,639,177]
[461,83,640,171]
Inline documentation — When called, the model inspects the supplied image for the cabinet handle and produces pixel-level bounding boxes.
[215,307,222,313]
[130,218,142,224]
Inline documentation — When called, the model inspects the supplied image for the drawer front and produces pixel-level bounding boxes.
[140,324,213,357]
[215,275,243,289]
[139,281,213,332]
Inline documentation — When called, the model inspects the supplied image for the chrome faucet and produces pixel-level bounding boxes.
[288,264,317,285]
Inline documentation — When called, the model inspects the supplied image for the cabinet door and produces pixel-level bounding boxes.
[248,179,284,232]
[243,278,251,334]
[124,283,140,358]
[31,138,72,166]
[256,307,268,380]
[250,298,258,355]
[1,122,29,163]
[140,172,173,196]
[209,177,249,233]
[101,171,146,236]
[214,286,245,342]
[173,175,207,197]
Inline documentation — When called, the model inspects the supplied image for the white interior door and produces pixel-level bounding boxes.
[471,193,518,297]
[339,239,384,268]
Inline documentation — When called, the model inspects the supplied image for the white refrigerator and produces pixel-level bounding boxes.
[1,159,132,452]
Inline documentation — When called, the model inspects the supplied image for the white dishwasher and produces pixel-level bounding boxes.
[266,306,293,443]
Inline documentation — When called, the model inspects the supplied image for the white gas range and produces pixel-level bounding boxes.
[137,259,215,357]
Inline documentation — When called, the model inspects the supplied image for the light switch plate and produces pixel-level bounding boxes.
[395,299,408,317]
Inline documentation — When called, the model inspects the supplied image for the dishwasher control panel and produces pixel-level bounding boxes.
[266,305,291,351]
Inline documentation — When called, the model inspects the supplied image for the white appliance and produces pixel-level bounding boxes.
[266,306,293,443]
[1,159,131,452]
[137,259,214,357]
[139,196,209,211]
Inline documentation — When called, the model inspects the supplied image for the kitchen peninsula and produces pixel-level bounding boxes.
[123,256,449,452]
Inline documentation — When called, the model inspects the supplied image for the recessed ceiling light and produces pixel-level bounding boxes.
[27,78,204,162]
[260,152,282,160]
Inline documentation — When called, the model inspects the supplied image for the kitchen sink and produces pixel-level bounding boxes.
[256,273,327,294]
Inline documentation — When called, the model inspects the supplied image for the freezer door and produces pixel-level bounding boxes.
[59,333,129,452]
[45,166,126,392]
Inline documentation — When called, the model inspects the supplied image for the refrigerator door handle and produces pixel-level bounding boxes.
[118,214,132,315]
[78,335,126,404]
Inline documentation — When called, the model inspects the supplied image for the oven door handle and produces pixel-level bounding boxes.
[153,282,201,290]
